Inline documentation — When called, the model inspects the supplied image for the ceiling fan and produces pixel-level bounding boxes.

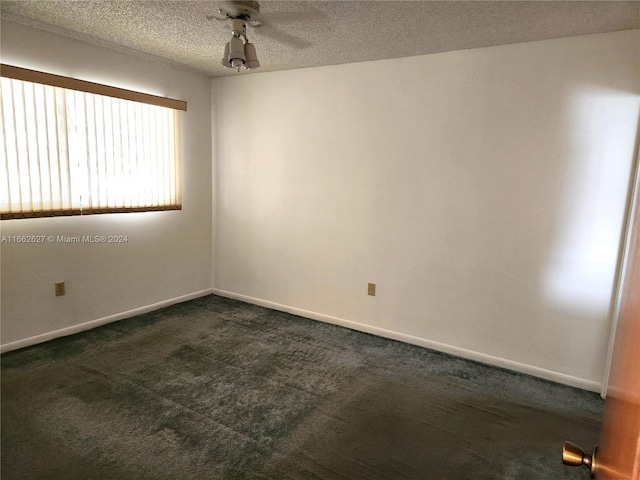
[214,1,261,71]
[208,0,316,71]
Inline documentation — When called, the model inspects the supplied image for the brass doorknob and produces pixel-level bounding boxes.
[563,441,597,477]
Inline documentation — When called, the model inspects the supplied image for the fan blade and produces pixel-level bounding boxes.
[259,10,326,25]
[253,23,311,49]
[206,14,229,21]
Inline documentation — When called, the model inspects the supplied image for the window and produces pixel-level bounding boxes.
[0,65,186,220]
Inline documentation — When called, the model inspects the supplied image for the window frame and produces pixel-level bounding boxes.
[0,64,187,220]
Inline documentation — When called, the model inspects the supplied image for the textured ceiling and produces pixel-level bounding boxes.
[1,1,638,77]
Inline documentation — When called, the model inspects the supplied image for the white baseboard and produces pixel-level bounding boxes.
[2,287,603,393]
[0,288,214,354]
[213,288,602,393]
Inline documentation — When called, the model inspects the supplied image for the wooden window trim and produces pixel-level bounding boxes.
[1,205,183,221]
[0,64,187,111]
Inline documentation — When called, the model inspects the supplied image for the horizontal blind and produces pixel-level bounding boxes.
[1,76,181,219]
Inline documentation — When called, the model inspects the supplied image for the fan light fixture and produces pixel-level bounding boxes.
[220,11,260,71]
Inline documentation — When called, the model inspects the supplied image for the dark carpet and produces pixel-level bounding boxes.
[1,294,602,479]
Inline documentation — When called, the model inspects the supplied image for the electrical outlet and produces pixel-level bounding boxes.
[55,282,65,296]
[368,283,376,296]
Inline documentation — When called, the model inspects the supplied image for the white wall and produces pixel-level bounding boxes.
[212,30,640,390]
[1,22,637,391]
[1,21,213,349]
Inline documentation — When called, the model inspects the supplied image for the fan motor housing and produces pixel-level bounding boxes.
[219,1,260,21]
